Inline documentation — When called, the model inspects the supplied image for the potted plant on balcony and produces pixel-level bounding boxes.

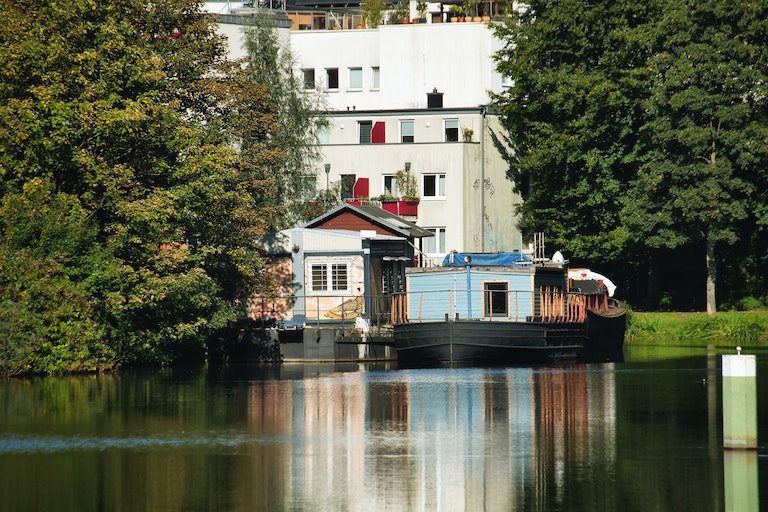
[416,0,428,22]
[462,127,474,142]
[388,0,410,24]
[376,193,397,214]
[467,0,481,21]
[449,4,462,22]
[378,170,419,215]
[448,4,459,23]
[396,169,419,201]
[361,0,386,28]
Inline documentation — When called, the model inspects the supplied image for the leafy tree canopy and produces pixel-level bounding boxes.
[492,0,768,311]
[0,0,293,373]
[492,0,660,262]
[622,0,768,312]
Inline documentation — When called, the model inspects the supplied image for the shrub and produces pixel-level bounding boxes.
[736,296,765,311]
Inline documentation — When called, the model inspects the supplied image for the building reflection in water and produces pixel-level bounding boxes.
[242,365,618,511]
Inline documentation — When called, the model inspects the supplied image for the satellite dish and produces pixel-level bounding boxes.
[552,251,564,263]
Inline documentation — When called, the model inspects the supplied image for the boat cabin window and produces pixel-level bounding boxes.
[483,281,509,318]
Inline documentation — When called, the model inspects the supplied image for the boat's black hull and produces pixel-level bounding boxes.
[394,308,625,367]
[583,307,627,361]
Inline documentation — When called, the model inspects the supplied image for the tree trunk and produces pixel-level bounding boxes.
[706,234,717,316]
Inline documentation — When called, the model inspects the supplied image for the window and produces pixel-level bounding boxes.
[400,120,414,143]
[315,123,329,145]
[340,174,356,199]
[484,282,509,318]
[349,67,362,89]
[371,67,380,89]
[383,174,400,196]
[310,262,350,293]
[422,173,446,199]
[332,263,348,290]
[302,68,315,89]
[326,68,339,89]
[358,121,373,144]
[311,264,328,291]
[444,118,459,142]
[423,227,446,255]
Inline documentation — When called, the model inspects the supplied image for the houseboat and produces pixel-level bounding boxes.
[391,251,626,366]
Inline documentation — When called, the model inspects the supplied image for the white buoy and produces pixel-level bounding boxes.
[722,349,757,449]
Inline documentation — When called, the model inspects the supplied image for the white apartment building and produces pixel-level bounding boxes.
[209,3,526,264]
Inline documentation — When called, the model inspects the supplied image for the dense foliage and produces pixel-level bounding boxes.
[0,1,313,374]
[239,16,328,228]
[493,0,768,312]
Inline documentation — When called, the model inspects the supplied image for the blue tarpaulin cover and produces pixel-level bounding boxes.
[441,252,531,267]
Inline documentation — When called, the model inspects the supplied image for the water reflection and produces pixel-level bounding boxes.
[1,353,766,511]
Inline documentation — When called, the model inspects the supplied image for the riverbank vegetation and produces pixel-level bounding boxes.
[2,1,768,375]
[0,1,322,376]
[492,0,768,314]
[626,310,768,345]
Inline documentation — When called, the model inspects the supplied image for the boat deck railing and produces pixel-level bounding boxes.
[250,287,610,329]
[390,287,594,325]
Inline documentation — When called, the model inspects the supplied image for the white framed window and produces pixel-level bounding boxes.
[310,261,350,293]
[349,67,362,89]
[444,118,459,142]
[423,227,446,255]
[400,120,414,143]
[383,174,400,196]
[315,123,329,145]
[326,68,339,89]
[422,173,446,199]
[358,120,373,144]
[371,67,380,89]
[302,68,315,89]
[483,281,509,318]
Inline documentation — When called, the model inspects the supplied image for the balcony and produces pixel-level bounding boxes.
[381,199,419,216]
[346,198,419,217]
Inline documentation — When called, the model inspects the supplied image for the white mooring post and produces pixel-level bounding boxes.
[722,347,757,450]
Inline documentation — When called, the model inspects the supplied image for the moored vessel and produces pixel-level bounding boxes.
[392,251,626,366]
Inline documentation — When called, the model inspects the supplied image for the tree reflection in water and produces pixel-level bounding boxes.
[1,350,766,511]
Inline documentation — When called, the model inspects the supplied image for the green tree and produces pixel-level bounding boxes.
[622,0,768,314]
[238,15,328,229]
[0,179,116,374]
[491,0,659,263]
[492,1,768,311]
[0,0,278,372]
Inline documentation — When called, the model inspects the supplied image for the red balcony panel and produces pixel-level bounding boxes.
[381,200,418,216]
[353,177,369,198]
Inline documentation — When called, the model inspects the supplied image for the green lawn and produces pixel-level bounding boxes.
[626,310,768,345]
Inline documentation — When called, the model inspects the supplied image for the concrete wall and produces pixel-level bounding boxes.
[280,327,396,361]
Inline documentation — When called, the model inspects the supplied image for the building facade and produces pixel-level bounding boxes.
[210,3,526,265]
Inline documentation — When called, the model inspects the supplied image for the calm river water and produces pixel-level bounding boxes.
[1,345,766,511]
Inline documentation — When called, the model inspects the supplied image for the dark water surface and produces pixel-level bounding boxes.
[1,345,766,511]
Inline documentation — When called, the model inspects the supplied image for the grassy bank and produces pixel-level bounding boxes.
[626,310,768,345]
